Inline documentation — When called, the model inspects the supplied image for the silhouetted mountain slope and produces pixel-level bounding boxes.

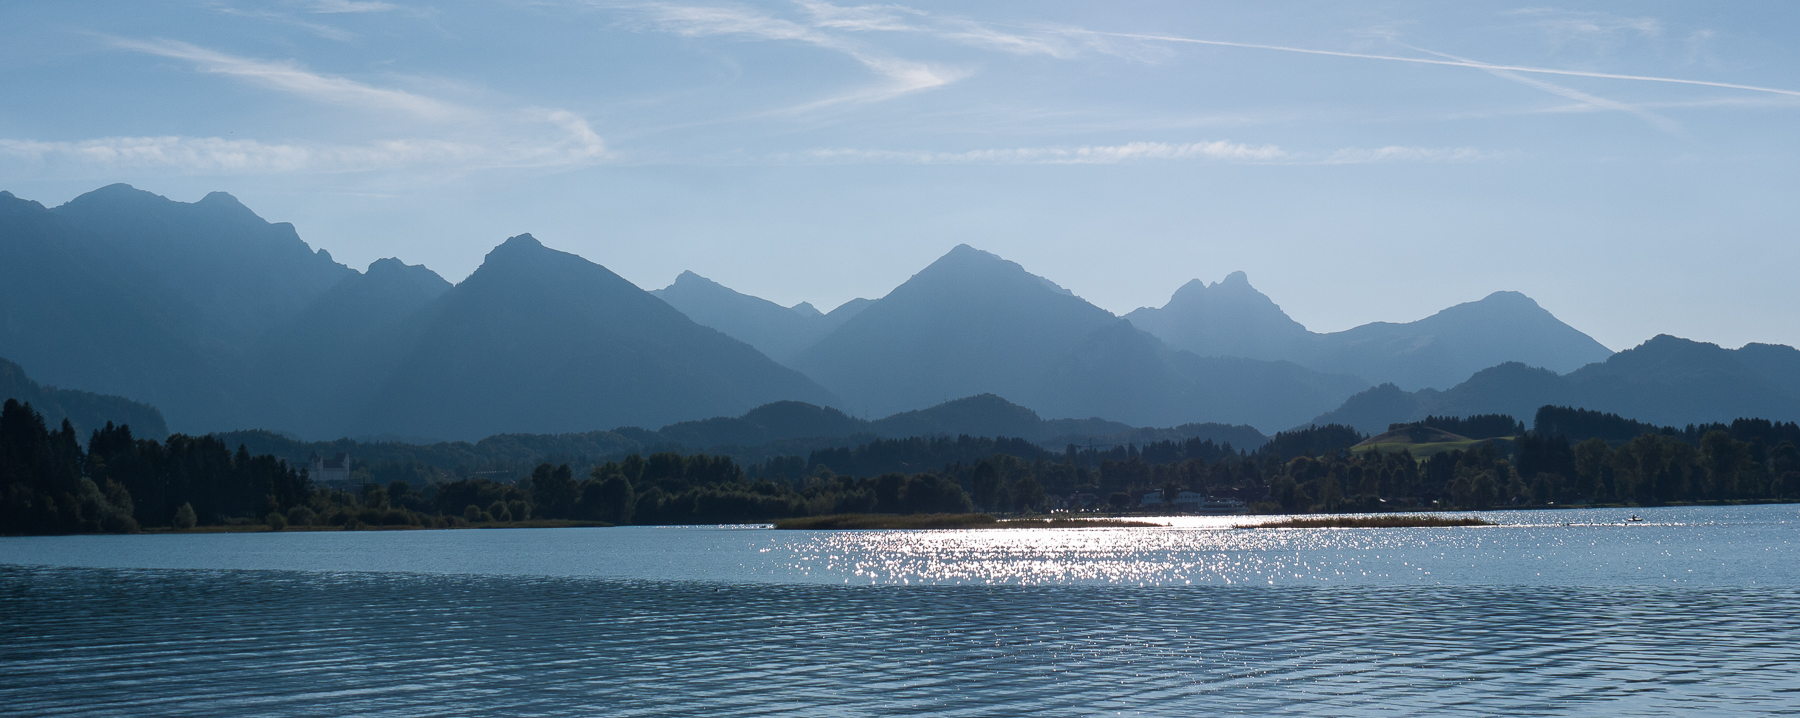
[358,234,840,441]
[652,271,841,363]
[793,245,1120,417]
[1124,271,1311,361]
[1563,335,1794,426]
[0,357,169,439]
[254,258,453,437]
[821,297,873,331]
[1313,291,1613,390]
[1306,336,1800,433]
[1734,343,1800,398]
[52,184,352,346]
[0,190,250,430]
[791,246,1365,430]
[1129,273,1613,390]
[1034,320,1367,430]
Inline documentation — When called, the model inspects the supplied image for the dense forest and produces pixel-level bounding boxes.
[5,396,1800,535]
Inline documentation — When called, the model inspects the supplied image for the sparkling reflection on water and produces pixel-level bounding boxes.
[3,505,1800,716]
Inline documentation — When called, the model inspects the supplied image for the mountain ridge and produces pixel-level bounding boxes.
[1127,272,1614,390]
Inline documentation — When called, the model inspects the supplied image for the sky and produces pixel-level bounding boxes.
[2,1,1797,352]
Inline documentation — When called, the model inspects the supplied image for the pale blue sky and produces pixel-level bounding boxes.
[3,1,1798,351]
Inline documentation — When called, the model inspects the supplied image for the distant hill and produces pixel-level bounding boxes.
[1357,425,1472,446]
[1127,272,1614,390]
[648,393,1269,450]
[651,270,867,363]
[223,393,1270,478]
[791,245,1367,431]
[0,357,169,439]
[1307,335,1800,433]
[357,234,841,441]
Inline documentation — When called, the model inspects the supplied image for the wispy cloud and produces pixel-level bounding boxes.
[108,37,462,119]
[1505,8,1664,49]
[798,140,1285,164]
[1402,44,1682,134]
[1069,29,1800,99]
[303,0,402,13]
[1319,146,1497,164]
[615,2,961,107]
[216,8,358,41]
[786,140,1495,165]
[0,116,607,175]
[1,38,609,177]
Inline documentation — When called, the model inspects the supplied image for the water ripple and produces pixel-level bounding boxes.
[5,566,1800,716]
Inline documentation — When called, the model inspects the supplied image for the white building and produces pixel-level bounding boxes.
[308,452,350,485]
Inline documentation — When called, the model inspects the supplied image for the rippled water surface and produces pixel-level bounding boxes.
[5,505,1800,715]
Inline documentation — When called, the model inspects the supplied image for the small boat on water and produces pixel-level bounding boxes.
[1627,515,1644,522]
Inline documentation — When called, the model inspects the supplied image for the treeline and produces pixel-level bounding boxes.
[2,399,317,533]
[1534,406,1800,447]
[12,390,1800,535]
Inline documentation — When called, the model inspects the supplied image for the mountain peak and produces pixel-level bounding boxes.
[934,243,1004,268]
[671,270,723,288]
[790,301,823,318]
[1218,270,1251,288]
[499,233,542,249]
[1475,290,1538,308]
[916,244,1078,298]
[61,183,164,211]
[197,191,245,208]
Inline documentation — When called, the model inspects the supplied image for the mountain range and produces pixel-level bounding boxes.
[2,183,1795,443]
[651,270,869,363]
[0,185,833,440]
[1124,271,1615,390]
[1310,336,1800,434]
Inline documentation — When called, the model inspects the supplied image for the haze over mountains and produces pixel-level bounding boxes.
[651,271,869,363]
[0,185,834,440]
[1125,271,1615,390]
[1312,336,1800,434]
[2,183,1797,444]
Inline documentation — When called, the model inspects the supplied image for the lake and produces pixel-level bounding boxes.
[4,505,1800,715]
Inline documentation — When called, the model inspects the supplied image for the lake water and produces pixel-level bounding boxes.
[4,505,1800,715]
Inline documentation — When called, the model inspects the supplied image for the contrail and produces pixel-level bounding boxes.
[1081,30,1800,99]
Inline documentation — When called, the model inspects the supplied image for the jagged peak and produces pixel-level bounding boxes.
[1217,270,1251,288]
[669,270,726,289]
[366,257,419,274]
